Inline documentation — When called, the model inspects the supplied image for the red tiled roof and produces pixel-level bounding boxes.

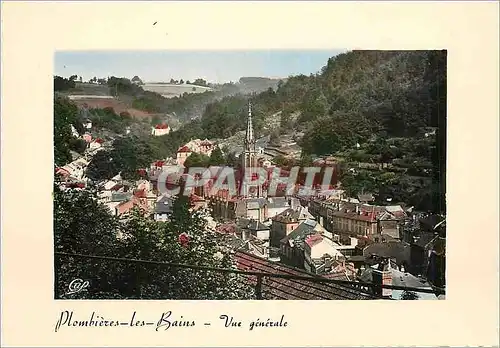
[154,160,165,167]
[94,138,104,144]
[155,123,169,129]
[233,251,374,300]
[134,189,147,198]
[332,210,377,222]
[177,146,192,153]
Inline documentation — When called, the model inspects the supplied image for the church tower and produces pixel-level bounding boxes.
[242,102,260,198]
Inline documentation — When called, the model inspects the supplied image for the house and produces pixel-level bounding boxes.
[330,207,379,237]
[270,206,314,247]
[176,146,192,166]
[266,197,295,219]
[238,218,271,241]
[83,119,92,130]
[58,157,89,181]
[375,210,404,240]
[151,123,171,136]
[104,192,133,215]
[279,219,331,269]
[154,195,174,222]
[133,188,156,211]
[304,234,345,274]
[311,198,406,240]
[235,196,297,223]
[241,198,268,221]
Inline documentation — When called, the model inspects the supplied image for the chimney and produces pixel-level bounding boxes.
[372,257,393,298]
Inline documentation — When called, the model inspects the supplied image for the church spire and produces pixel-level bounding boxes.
[245,102,254,145]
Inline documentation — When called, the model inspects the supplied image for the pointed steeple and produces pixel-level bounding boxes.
[245,102,255,145]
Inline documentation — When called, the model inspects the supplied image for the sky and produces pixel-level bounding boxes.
[54,50,345,84]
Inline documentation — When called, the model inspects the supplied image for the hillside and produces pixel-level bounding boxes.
[150,50,446,212]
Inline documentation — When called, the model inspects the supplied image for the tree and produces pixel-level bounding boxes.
[131,75,144,85]
[54,75,76,92]
[184,152,210,168]
[193,78,208,87]
[209,146,225,166]
[54,96,80,166]
[225,152,238,167]
[68,138,87,154]
[54,184,122,299]
[86,150,118,182]
[179,79,184,84]
[109,136,155,180]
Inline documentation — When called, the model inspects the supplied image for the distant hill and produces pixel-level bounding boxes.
[142,83,212,98]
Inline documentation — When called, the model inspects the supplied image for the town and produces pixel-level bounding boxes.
[53,50,446,301]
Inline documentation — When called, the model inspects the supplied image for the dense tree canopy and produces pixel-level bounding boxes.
[54,96,83,166]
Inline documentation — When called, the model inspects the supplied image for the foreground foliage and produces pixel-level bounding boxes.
[54,186,254,299]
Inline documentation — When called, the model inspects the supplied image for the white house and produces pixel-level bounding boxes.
[176,146,192,166]
[151,123,171,136]
[304,234,345,274]
[60,157,89,180]
[83,119,92,130]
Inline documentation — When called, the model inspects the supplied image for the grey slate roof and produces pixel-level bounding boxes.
[280,219,323,247]
[362,241,411,266]
[155,195,174,214]
[238,218,270,232]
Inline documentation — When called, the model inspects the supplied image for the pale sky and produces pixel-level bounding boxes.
[54,50,345,84]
